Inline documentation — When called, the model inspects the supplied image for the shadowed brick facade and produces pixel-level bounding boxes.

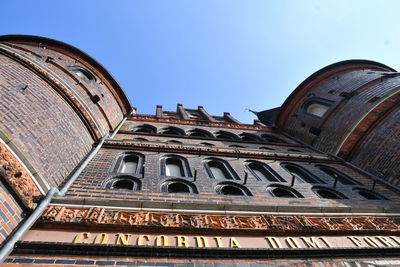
[275,60,400,187]
[2,36,400,266]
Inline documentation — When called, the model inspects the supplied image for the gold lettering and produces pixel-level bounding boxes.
[176,236,189,247]
[265,237,282,248]
[364,236,381,248]
[376,236,397,247]
[214,237,224,248]
[390,236,400,245]
[195,236,209,248]
[94,233,109,244]
[347,236,362,247]
[116,233,131,245]
[286,237,301,248]
[137,235,150,246]
[319,237,332,248]
[156,235,169,246]
[230,237,241,248]
[74,232,90,244]
[300,237,321,248]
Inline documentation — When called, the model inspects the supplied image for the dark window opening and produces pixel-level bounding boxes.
[105,176,141,191]
[215,131,238,140]
[68,66,96,83]
[119,155,139,174]
[247,162,285,182]
[207,160,235,180]
[200,142,215,147]
[318,166,361,185]
[309,127,321,136]
[240,133,261,142]
[112,179,134,190]
[133,137,148,141]
[316,189,342,199]
[272,188,296,198]
[221,185,244,196]
[288,149,301,152]
[282,163,325,184]
[259,146,274,150]
[357,189,388,200]
[165,158,185,177]
[188,129,213,138]
[167,140,183,144]
[133,125,156,133]
[168,182,190,193]
[261,134,286,143]
[159,127,185,136]
[161,179,198,194]
[229,145,245,148]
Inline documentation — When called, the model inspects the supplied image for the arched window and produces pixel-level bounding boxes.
[161,179,198,194]
[133,124,156,134]
[104,176,141,191]
[187,129,214,138]
[159,126,185,136]
[303,98,333,118]
[133,137,148,141]
[240,133,262,142]
[259,146,275,150]
[160,155,191,177]
[167,140,183,144]
[281,163,325,184]
[261,134,286,143]
[204,158,238,180]
[68,66,96,83]
[246,161,285,182]
[215,182,252,196]
[313,187,347,199]
[353,188,388,200]
[214,131,239,141]
[200,142,215,147]
[267,185,303,198]
[115,153,144,176]
[317,165,361,186]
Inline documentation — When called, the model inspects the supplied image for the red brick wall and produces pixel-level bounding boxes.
[0,181,23,244]
[276,60,400,186]
[66,120,399,209]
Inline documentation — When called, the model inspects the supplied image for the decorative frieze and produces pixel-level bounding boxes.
[0,141,42,208]
[42,206,400,232]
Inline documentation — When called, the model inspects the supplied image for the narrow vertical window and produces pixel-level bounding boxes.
[281,163,325,184]
[246,161,285,182]
[205,159,238,180]
[165,158,184,177]
[161,155,191,177]
[317,165,361,185]
[120,155,138,174]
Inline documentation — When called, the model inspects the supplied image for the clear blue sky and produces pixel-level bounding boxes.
[2,1,400,123]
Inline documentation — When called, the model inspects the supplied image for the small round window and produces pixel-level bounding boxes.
[68,66,96,83]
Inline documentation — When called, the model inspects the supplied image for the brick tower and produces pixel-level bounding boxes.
[2,36,400,266]
[273,60,400,187]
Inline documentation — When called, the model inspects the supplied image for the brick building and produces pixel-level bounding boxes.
[1,35,400,266]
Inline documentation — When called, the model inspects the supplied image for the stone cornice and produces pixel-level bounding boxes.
[102,139,333,163]
[128,115,271,131]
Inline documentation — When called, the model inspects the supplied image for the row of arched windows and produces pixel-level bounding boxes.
[131,124,287,143]
[108,153,389,201]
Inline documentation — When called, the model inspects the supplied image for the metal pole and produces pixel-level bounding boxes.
[0,188,59,262]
